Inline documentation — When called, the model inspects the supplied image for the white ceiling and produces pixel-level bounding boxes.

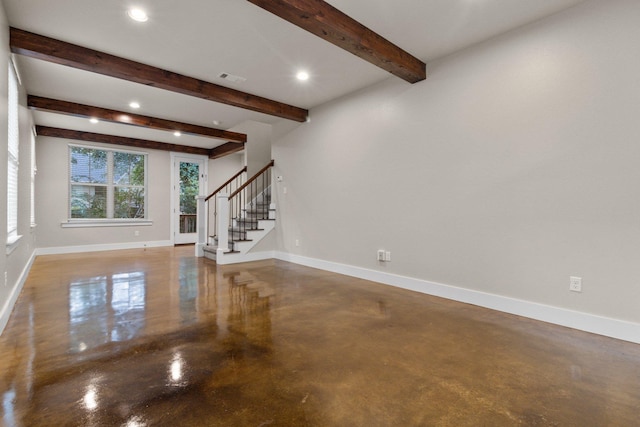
[3,0,587,149]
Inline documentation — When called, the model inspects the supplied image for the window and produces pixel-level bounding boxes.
[30,128,37,227]
[69,146,147,220]
[7,61,19,247]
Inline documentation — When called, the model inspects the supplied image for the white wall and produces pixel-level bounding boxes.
[208,151,244,190]
[0,0,38,333]
[35,137,172,250]
[272,0,640,327]
[231,120,272,176]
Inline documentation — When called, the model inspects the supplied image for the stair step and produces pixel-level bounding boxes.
[243,211,274,216]
[212,238,253,244]
[230,227,264,232]
[235,219,259,225]
[204,244,239,255]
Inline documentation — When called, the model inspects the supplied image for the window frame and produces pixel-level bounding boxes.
[66,144,150,226]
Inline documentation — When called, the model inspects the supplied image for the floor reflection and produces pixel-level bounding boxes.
[0,250,283,426]
[179,258,198,325]
[1,247,639,426]
[69,272,146,353]
[2,387,16,427]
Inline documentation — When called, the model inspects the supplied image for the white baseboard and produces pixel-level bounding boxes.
[275,252,640,345]
[35,240,173,256]
[0,250,36,335]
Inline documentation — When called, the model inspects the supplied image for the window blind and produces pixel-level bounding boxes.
[7,62,19,237]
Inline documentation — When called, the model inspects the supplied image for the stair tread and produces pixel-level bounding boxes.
[204,245,239,255]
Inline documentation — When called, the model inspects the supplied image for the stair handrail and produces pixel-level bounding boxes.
[205,166,247,202]
[229,160,275,199]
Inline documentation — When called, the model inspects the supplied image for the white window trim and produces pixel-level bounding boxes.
[6,234,22,255]
[68,144,148,223]
[61,219,153,228]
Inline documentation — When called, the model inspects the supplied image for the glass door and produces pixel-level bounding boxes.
[173,155,206,244]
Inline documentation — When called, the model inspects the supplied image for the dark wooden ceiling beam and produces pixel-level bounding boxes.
[247,0,426,83]
[209,142,246,159]
[12,28,309,122]
[36,126,210,155]
[28,96,247,143]
[36,126,245,158]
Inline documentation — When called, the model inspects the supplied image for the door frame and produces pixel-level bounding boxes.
[170,153,208,245]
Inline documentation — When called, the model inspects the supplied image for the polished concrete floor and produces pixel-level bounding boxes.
[1,246,639,426]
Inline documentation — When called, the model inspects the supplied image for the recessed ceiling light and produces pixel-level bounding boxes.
[129,101,140,109]
[296,71,310,81]
[127,8,148,22]
[173,131,181,137]
[89,118,99,124]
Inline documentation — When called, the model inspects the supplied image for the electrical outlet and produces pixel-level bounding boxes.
[377,250,385,261]
[295,239,300,247]
[4,271,7,287]
[569,276,582,293]
[134,230,140,236]
[385,251,391,262]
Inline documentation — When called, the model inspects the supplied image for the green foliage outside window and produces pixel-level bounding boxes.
[179,162,200,215]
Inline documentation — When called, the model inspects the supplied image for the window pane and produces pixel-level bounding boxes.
[114,152,145,186]
[114,187,145,219]
[179,162,200,215]
[71,148,107,183]
[71,185,107,218]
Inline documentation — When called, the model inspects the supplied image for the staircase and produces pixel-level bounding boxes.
[202,190,275,263]
[196,161,276,265]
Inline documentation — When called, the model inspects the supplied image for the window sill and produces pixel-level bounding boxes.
[61,220,153,228]
[6,234,22,255]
